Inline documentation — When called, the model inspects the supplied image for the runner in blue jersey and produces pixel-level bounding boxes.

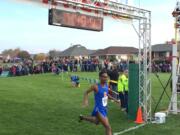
[79,70,120,135]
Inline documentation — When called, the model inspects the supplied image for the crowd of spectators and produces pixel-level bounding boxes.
[0,58,171,77]
[0,58,131,77]
[152,61,171,73]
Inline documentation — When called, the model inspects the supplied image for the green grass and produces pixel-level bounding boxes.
[0,72,180,135]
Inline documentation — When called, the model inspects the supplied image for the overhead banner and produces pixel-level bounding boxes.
[49,9,103,31]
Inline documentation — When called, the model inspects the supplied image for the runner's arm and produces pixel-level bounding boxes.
[82,85,97,107]
[108,89,120,104]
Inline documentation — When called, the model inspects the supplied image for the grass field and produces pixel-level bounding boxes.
[0,72,180,135]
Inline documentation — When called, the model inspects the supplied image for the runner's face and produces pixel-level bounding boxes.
[100,73,108,83]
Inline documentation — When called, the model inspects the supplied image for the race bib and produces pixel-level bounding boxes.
[102,92,108,107]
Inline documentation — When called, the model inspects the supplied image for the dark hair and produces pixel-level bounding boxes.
[99,69,107,77]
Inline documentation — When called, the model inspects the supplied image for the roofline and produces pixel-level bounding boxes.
[59,55,89,57]
[90,53,138,56]
[104,46,138,48]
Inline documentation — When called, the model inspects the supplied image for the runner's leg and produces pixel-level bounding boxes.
[79,115,99,125]
[96,112,112,135]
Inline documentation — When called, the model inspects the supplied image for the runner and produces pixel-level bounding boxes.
[71,75,80,87]
[79,70,120,135]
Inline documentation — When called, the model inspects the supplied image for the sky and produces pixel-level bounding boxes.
[0,0,176,53]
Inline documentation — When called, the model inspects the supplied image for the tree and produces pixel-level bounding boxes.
[2,48,20,58]
[34,53,47,61]
[48,50,61,59]
[17,50,30,60]
[13,48,21,57]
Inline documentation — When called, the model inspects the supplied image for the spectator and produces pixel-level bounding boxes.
[0,66,2,75]
[108,65,119,99]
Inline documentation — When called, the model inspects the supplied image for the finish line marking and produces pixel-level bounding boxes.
[113,124,146,135]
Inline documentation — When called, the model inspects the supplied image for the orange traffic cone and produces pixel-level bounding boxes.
[135,107,144,124]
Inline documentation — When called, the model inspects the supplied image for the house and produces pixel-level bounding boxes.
[59,44,95,59]
[90,46,138,61]
[152,44,180,60]
[0,54,11,62]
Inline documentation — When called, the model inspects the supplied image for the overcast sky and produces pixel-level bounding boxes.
[0,0,176,53]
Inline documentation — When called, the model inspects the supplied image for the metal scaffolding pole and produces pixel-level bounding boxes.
[168,6,179,114]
